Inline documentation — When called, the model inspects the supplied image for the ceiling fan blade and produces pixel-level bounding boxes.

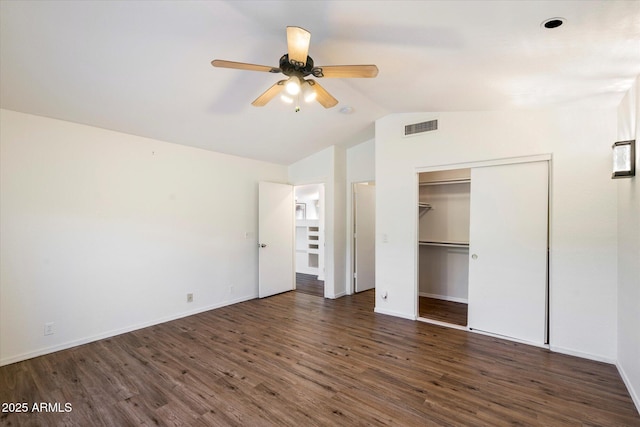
[286,26,311,67]
[313,65,379,78]
[211,59,281,73]
[308,80,338,108]
[252,80,286,107]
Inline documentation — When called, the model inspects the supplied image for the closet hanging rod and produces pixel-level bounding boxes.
[419,178,471,186]
[419,241,469,248]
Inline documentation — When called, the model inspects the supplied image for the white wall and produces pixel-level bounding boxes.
[419,246,469,302]
[375,110,619,361]
[288,145,347,298]
[347,139,375,184]
[0,109,288,365]
[616,76,640,410]
[333,146,347,298]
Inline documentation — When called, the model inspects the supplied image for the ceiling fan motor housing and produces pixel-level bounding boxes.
[279,54,320,78]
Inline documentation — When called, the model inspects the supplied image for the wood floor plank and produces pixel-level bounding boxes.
[1,290,638,426]
[419,296,468,326]
[296,273,324,297]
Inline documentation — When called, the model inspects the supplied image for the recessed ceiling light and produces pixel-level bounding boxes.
[339,106,354,114]
[541,17,565,29]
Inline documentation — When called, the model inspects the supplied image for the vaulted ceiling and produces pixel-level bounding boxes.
[1,1,639,165]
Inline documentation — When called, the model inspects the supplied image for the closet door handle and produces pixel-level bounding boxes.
[259,243,267,248]
[471,254,478,260]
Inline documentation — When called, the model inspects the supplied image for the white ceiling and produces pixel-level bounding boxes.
[1,1,639,165]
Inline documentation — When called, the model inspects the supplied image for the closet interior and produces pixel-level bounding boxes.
[418,168,470,327]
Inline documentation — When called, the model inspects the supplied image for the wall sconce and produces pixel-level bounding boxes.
[612,140,635,179]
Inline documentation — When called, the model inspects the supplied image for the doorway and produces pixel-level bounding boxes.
[417,169,470,327]
[294,184,325,297]
[353,182,376,293]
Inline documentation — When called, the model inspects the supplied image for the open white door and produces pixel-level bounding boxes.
[258,182,294,298]
[468,161,549,345]
[354,183,376,292]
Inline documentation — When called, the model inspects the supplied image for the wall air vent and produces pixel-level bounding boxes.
[404,119,438,137]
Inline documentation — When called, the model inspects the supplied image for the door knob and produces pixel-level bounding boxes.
[471,254,478,260]
[259,243,267,248]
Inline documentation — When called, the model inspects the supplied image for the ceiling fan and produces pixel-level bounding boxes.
[211,26,378,111]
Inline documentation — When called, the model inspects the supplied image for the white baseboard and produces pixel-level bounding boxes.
[548,345,616,365]
[329,291,346,299]
[419,292,468,304]
[617,361,640,414]
[0,294,257,367]
[374,307,416,320]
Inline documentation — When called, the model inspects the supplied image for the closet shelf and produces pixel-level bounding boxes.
[419,240,469,248]
[419,178,471,186]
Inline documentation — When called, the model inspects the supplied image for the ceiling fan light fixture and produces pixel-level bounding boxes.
[280,93,294,104]
[285,76,301,95]
[301,80,317,103]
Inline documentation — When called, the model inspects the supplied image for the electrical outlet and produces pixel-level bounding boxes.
[187,293,193,303]
[44,322,54,336]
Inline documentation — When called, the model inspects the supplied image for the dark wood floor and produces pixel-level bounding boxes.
[295,273,324,297]
[1,290,638,426]
[419,296,468,326]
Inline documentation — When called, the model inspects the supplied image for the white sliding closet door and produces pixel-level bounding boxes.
[468,161,548,345]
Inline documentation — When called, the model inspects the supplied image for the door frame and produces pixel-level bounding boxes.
[414,154,552,345]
